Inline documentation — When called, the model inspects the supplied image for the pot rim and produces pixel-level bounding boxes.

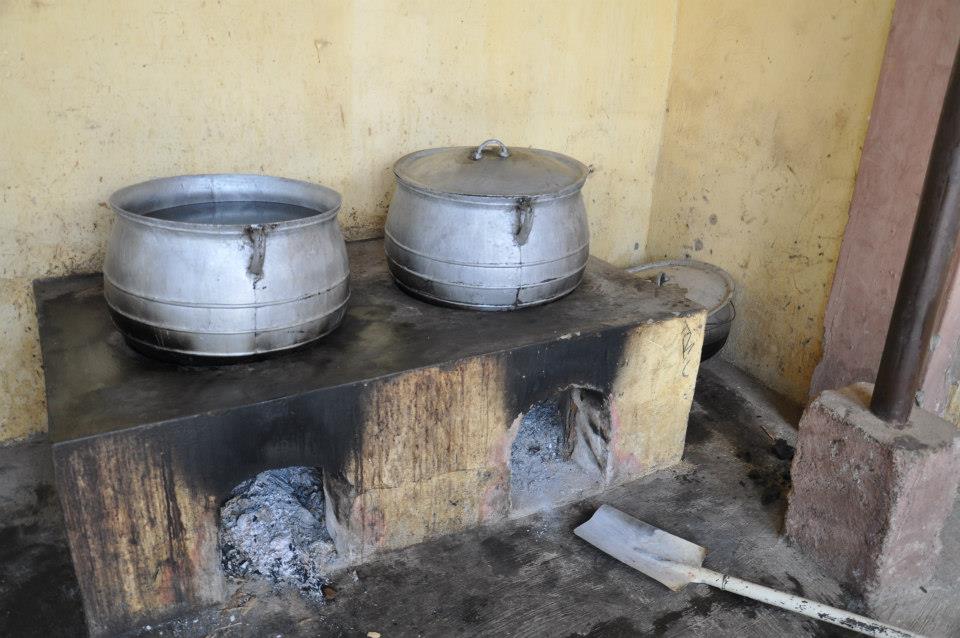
[108,173,342,233]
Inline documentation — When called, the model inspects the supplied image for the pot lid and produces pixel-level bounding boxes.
[627,259,735,316]
[393,139,589,198]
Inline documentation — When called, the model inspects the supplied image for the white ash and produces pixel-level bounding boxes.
[511,397,567,469]
[219,467,336,602]
[509,392,609,516]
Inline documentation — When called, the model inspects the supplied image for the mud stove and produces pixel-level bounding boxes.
[35,239,704,636]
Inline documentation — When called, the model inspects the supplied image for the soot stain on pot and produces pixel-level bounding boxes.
[244,223,278,289]
[108,308,203,361]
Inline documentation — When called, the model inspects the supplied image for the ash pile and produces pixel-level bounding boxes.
[219,466,337,602]
[509,389,612,515]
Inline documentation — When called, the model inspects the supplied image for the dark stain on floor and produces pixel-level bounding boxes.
[479,535,524,578]
[651,589,761,635]
[0,444,85,638]
[565,616,640,637]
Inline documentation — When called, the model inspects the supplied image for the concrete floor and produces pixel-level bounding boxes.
[1,359,957,637]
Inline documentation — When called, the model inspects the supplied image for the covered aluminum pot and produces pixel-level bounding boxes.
[384,139,590,310]
[628,259,736,360]
[104,174,350,363]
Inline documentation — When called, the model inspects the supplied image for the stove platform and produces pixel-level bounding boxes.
[35,238,704,636]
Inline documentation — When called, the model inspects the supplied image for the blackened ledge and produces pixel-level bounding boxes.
[34,238,700,444]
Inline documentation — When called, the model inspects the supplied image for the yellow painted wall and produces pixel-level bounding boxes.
[0,0,896,441]
[0,0,678,442]
[646,1,894,404]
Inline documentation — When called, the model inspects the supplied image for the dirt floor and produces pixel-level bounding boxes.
[1,359,957,637]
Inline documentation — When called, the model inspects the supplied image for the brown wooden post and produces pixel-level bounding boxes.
[872,45,960,423]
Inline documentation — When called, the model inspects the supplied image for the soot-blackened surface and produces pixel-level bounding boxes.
[501,328,629,422]
[124,361,888,637]
[34,239,698,444]
[6,362,956,636]
[38,239,694,540]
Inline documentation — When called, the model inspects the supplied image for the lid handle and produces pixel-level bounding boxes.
[471,139,511,160]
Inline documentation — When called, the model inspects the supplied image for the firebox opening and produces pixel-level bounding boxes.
[219,466,338,602]
[509,387,613,516]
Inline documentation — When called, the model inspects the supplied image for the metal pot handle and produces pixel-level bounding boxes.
[471,139,511,160]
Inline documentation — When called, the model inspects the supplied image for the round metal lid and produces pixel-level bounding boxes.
[393,139,589,199]
[628,259,735,316]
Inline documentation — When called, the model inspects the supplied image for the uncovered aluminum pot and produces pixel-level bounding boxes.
[104,174,349,363]
[385,139,590,310]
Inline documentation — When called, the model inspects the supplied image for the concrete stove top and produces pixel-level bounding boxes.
[36,238,698,444]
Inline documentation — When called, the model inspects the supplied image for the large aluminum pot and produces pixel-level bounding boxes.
[385,139,590,310]
[104,174,349,363]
